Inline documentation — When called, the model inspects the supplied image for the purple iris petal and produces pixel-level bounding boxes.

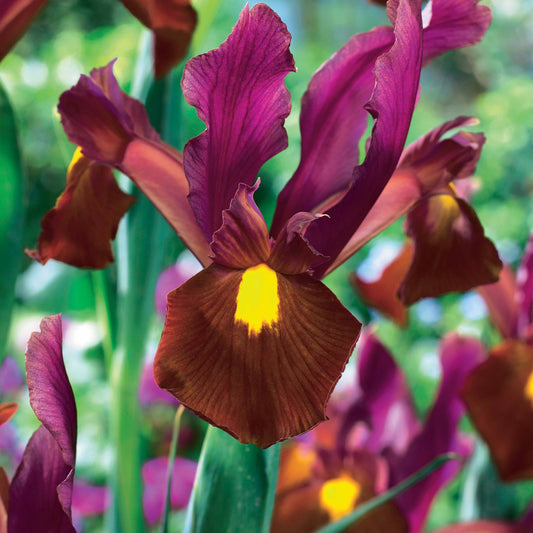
[306,0,423,277]
[71,480,109,516]
[142,456,197,525]
[516,233,533,336]
[182,3,295,240]
[0,357,23,395]
[8,315,77,532]
[271,25,394,234]
[421,0,492,65]
[393,334,485,533]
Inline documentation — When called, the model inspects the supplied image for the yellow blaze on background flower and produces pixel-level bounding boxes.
[525,370,533,404]
[319,475,361,521]
[234,263,280,334]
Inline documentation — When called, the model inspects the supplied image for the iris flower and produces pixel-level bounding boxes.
[461,233,533,481]
[0,0,196,77]
[351,116,501,326]
[0,315,78,532]
[271,331,485,533]
[31,0,492,447]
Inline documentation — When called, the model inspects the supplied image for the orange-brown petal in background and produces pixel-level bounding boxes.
[462,340,533,481]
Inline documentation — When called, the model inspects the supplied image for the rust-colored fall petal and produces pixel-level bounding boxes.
[26,149,135,269]
[0,403,17,426]
[462,340,533,481]
[399,194,502,305]
[351,243,413,327]
[0,0,48,62]
[120,0,197,78]
[154,264,361,447]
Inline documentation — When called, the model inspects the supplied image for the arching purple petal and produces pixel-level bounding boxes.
[271,26,394,234]
[182,3,295,239]
[306,0,423,276]
[9,314,77,532]
[421,0,492,65]
[394,334,485,533]
[516,233,533,336]
[141,456,197,525]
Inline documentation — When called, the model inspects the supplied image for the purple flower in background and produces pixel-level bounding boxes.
[271,331,485,533]
[2,315,78,532]
[32,0,494,447]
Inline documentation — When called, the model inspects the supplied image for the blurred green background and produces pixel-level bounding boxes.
[1,0,533,531]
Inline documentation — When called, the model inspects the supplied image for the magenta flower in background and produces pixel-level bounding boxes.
[29,0,497,447]
[271,331,485,533]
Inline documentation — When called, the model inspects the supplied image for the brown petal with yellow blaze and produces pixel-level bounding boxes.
[462,340,533,481]
[26,149,135,269]
[399,194,501,305]
[0,402,17,426]
[351,243,413,327]
[154,263,361,448]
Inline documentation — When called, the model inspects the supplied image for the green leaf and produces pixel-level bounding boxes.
[0,81,25,359]
[314,453,460,533]
[183,427,280,533]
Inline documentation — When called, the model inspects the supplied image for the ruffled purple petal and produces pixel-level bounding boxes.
[421,0,492,65]
[8,314,77,532]
[271,26,395,234]
[182,3,295,239]
[393,334,485,533]
[305,0,423,276]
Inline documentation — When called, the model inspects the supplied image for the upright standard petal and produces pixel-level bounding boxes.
[120,0,197,78]
[58,61,211,265]
[0,0,48,62]
[271,26,394,234]
[462,340,533,481]
[399,194,501,305]
[306,0,423,276]
[182,3,295,239]
[394,334,485,532]
[9,314,77,532]
[26,148,135,269]
[421,0,492,65]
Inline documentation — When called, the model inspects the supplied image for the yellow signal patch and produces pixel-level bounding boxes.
[235,264,279,335]
[68,146,84,173]
[525,371,533,404]
[319,475,361,521]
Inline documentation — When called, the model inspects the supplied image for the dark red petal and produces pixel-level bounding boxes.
[0,0,48,62]
[26,150,135,269]
[477,265,519,340]
[154,264,361,447]
[210,181,271,269]
[182,3,295,239]
[462,340,533,481]
[398,116,485,191]
[0,403,17,427]
[269,213,328,275]
[120,0,197,78]
[399,194,502,305]
[0,466,8,533]
[351,244,413,327]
